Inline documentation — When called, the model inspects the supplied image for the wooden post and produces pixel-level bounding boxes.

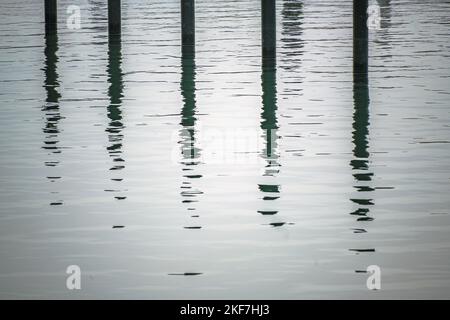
[181,0,195,56]
[262,0,276,59]
[108,0,121,36]
[352,0,370,164]
[353,0,368,80]
[45,0,57,35]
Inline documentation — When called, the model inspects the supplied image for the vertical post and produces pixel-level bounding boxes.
[108,0,121,36]
[351,1,372,220]
[45,0,57,35]
[262,0,276,59]
[181,0,195,56]
[353,0,369,79]
[261,0,277,168]
[352,0,370,166]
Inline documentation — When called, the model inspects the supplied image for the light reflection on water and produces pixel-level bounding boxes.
[0,0,450,299]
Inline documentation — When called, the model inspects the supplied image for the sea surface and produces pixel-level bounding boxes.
[1,0,450,299]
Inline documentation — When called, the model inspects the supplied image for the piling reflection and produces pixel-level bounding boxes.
[42,33,61,155]
[179,51,203,220]
[88,0,108,33]
[106,35,126,199]
[377,0,392,32]
[258,57,283,224]
[375,0,392,55]
[350,0,374,230]
[281,0,304,71]
[42,31,63,205]
[351,70,374,223]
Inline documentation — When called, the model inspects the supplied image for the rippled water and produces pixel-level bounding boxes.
[1,0,450,299]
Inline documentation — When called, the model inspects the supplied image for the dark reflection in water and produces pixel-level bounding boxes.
[88,0,108,34]
[42,32,63,206]
[350,0,374,236]
[280,0,304,72]
[168,272,202,276]
[106,35,126,199]
[180,49,203,222]
[377,0,392,32]
[259,57,283,222]
[42,33,61,155]
[351,69,374,224]
[375,0,392,60]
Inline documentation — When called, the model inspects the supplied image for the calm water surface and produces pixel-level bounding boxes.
[1,0,450,299]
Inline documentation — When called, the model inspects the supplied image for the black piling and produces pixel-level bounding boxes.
[259,39,280,215]
[351,1,373,222]
[353,0,369,79]
[108,0,121,36]
[44,0,57,35]
[181,0,195,56]
[262,0,276,59]
[352,0,370,170]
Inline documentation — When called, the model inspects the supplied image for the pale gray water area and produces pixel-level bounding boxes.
[1,0,450,299]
